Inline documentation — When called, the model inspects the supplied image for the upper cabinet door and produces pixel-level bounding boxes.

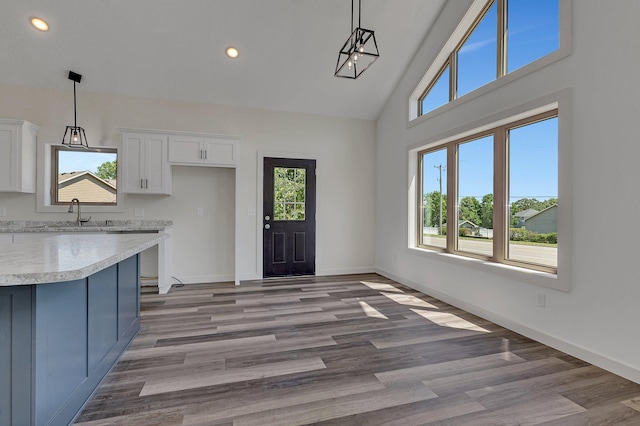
[168,134,238,167]
[0,120,38,193]
[145,135,170,194]
[168,135,203,164]
[121,134,145,194]
[202,137,238,167]
[120,132,171,195]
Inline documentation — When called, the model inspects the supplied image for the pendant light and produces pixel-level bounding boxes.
[62,71,89,149]
[335,0,379,79]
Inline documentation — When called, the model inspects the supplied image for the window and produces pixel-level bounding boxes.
[419,148,447,249]
[456,135,493,257]
[507,116,558,268]
[52,146,118,205]
[419,64,450,116]
[417,0,560,116]
[417,109,558,273]
[273,167,306,221]
[456,1,497,98]
[507,0,559,73]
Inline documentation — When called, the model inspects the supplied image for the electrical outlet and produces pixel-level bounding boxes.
[0,207,5,217]
[134,208,144,217]
[537,293,546,308]
[197,208,204,216]
[248,208,256,217]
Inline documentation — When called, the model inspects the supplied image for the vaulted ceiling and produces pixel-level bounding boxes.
[0,0,446,120]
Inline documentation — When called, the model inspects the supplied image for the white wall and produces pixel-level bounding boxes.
[0,84,376,283]
[376,0,640,383]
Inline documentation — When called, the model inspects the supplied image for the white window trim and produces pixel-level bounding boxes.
[408,0,572,124]
[36,137,125,213]
[407,89,572,292]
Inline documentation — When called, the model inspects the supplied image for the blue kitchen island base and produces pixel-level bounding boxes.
[0,254,140,426]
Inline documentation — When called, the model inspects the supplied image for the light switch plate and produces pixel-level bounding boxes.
[197,208,204,216]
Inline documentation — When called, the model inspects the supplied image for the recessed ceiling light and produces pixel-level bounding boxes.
[225,47,239,59]
[30,17,49,32]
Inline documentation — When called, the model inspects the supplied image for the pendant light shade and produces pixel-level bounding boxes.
[62,71,89,149]
[335,0,379,79]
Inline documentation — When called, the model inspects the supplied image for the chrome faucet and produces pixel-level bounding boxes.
[68,198,91,226]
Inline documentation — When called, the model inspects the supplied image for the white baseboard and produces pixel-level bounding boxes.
[376,267,640,385]
[237,273,262,283]
[316,266,375,276]
[171,274,235,285]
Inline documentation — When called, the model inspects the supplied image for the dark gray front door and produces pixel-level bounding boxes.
[263,157,316,277]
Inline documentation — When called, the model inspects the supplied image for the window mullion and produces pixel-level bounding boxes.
[497,0,507,78]
[493,128,508,262]
[449,52,457,101]
[446,141,457,252]
[417,153,424,246]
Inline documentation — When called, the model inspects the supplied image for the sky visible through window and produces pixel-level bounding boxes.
[422,0,559,115]
[422,117,558,215]
[58,151,116,174]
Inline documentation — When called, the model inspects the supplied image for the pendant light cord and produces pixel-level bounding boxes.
[73,81,77,128]
[351,0,354,33]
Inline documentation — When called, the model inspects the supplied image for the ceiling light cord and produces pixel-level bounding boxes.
[73,80,77,129]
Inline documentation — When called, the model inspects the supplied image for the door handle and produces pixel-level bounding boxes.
[265,224,271,230]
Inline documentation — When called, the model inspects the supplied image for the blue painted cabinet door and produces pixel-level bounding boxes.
[118,254,139,337]
[88,265,119,370]
[34,279,88,426]
[0,286,33,426]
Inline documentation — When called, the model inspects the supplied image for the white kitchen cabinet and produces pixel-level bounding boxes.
[0,119,39,193]
[121,132,172,194]
[168,134,238,167]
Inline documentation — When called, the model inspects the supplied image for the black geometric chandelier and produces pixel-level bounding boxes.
[334,0,380,79]
[62,71,89,149]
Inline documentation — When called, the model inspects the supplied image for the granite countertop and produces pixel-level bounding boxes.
[0,233,168,286]
[0,220,173,233]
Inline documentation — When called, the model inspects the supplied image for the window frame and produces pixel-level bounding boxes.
[410,0,569,123]
[418,60,451,117]
[417,146,448,249]
[416,109,558,274]
[51,145,119,206]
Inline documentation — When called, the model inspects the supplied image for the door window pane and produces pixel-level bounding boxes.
[457,1,498,98]
[507,0,559,73]
[457,135,493,256]
[507,117,558,268]
[54,147,117,204]
[420,148,447,249]
[421,65,450,115]
[274,167,306,221]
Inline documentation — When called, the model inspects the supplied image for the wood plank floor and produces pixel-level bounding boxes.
[75,274,640,425]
